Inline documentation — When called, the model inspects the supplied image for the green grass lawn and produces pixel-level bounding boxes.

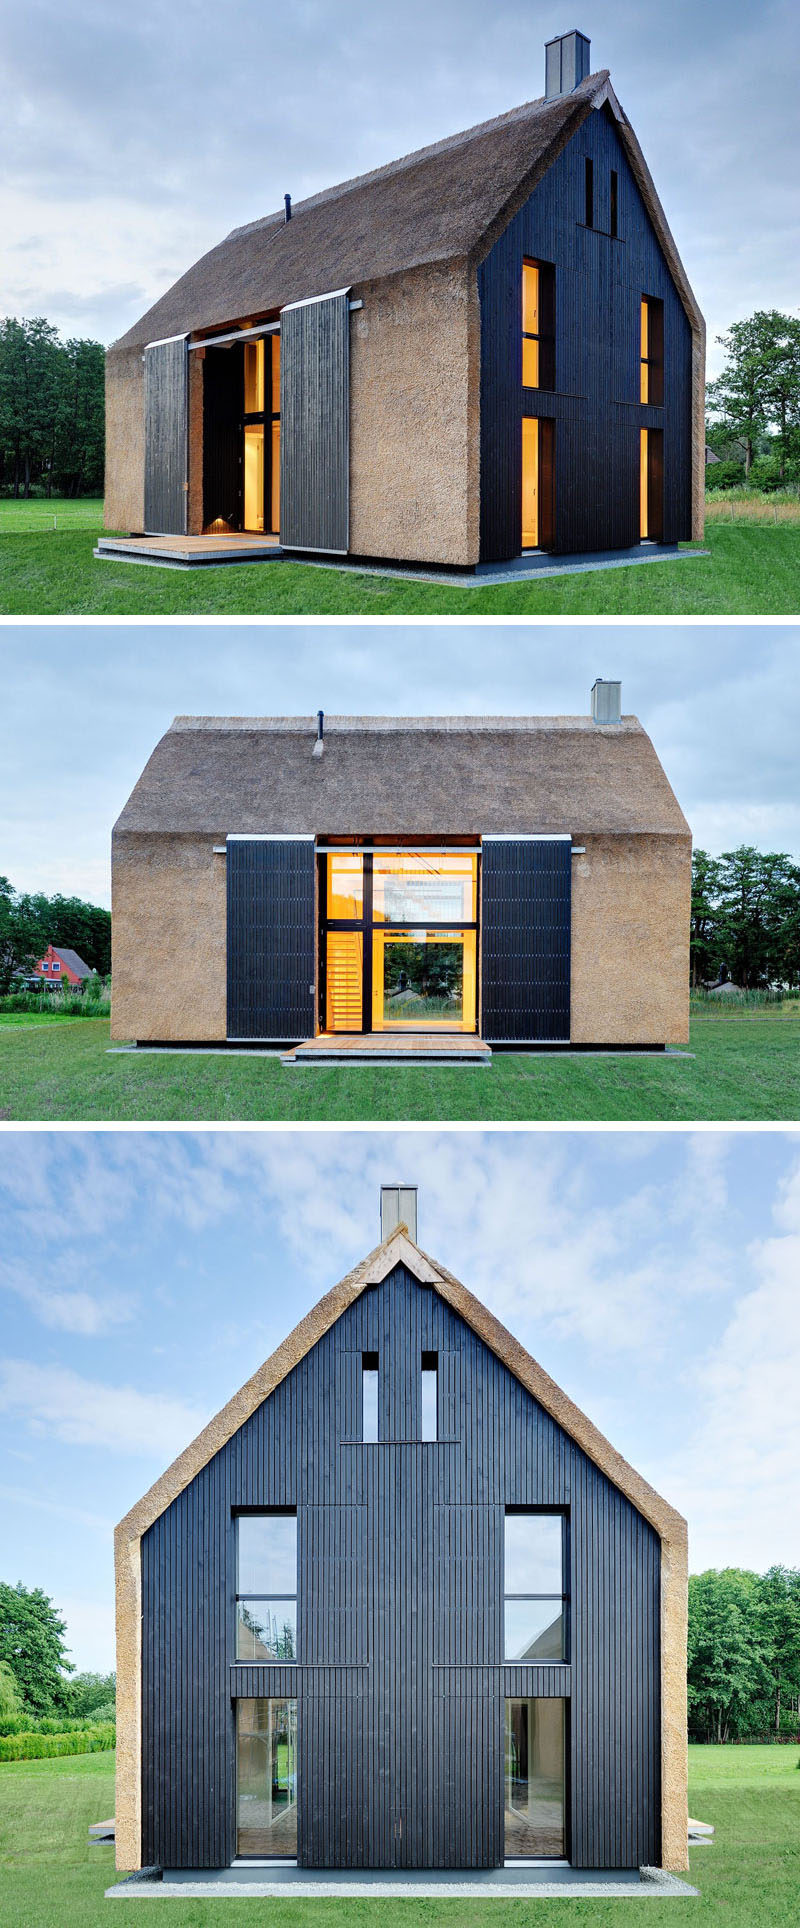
[0,1745,798,1927]
[1,502,799,612]
[1,1009,798,1121]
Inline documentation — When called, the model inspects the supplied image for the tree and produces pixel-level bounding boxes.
[757,1567,800,1735]
[690,851,723,987]
[63,1671,116,1720]
[0,1583,73,1716]
[690,848,800,991]
[687,1569,772,1742]
[0,317,105,498]
[706,310,800,482]
[0,1659,23,1718]
[0,879,111,987]
[0,875,48,992]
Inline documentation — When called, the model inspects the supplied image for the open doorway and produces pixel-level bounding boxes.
[202,335,280,535]
[521,417,555,550]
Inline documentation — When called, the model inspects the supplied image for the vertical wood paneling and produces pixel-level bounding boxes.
[141,1263,660,1872]
[226,838,315,1040]
[144,338,188,534]
[280,294,349,553]
[481,839,571,1042]
[478,105,692,560]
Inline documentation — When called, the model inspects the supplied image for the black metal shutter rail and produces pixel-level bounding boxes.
[481,838,571,1042]
[226,837,315,1041]
[144,337,188,535]
[280,292,350,553]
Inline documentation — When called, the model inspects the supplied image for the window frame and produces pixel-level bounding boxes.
[234,1508,298,1664]
[320,848,480,1036]
[362,1351,379,1442]
[522,259,556,393]
[640,296,664,407]
[421,1350,438,1441]
[241,335,281,533]
[503,1508,569,1663]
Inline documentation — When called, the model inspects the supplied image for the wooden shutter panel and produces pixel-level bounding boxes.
[226,837,315,1040]
[480,838,571,1042]
[280,292,350,553]
[144,337,188,534]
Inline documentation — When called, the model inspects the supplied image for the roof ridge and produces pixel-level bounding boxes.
[168,713,642,733]
[226,70,609,241]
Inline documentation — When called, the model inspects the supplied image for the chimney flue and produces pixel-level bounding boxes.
[284,193,292,222]
[591,678,622,724]
[545,30,591,99]
[312,709,324,757]
[380,1185,418,1244]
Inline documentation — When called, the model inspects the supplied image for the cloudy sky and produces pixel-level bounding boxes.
[1,0,798,376]
[1,1128,798,1671]
[0,621,798,906]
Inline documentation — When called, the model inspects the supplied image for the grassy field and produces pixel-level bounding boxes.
[1,500,799,613]
[0,1745,797,1927]
[0,1009,798,1121]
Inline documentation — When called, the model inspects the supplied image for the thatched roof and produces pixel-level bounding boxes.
[110,71,700,355]
[113,715,689,839]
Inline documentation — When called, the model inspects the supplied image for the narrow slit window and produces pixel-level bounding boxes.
[640,297,664,405]
[610,169,618,238]
[522,260,555,391]
[584,156,594,228]
[421,1351,438,1441]
[362,1352,379,1442]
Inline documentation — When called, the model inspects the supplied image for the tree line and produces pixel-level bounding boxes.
[688,1568,800,1742]
[691,848,800,991]
[0,1583,114,1723]
[706,308,800,490]
[0,877,111,990]
[0,317,104,498]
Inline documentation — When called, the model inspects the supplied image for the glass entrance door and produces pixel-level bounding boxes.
[504,1698,566,1859]
[322,851,478,1034]
[242,338,281,533]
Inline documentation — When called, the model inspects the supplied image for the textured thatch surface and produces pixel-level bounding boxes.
[113,715,689,839]
[112,76,609,351]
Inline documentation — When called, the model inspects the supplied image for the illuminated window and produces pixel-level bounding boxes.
[522,260,555,390]
[243,340,265,414]
[322,851,479,1036]
[640,297,664,405]
[242,333,280,535]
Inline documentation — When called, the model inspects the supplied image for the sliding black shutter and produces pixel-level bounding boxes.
[227,838,315,1040]
[144,338,188,534]
[280,293,350,553]
[481,838,571,1042]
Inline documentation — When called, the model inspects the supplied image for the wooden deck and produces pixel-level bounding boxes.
[95,533,282,569]
[283,1032,492,1066]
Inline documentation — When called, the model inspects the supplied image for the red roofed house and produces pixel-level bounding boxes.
[31,945,95,990]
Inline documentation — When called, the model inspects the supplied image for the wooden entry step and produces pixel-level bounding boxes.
[95,533,282,568]
[282,1032,492,1066]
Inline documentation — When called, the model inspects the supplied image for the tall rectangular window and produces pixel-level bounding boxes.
[504,1698,566,1858]
[640,297,664,405]
[522,261,555,391]
[610,169,618,238]
[362,1352,379,1441]
[504,1512,566,1660]
[421,1351,438,1440]
[236,1512,297,1661]
[236,1698,297,1856]
[584,156,594,228]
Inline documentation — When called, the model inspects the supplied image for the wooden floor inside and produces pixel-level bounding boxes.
[95,533,282,568]
[283,1033,492,1065]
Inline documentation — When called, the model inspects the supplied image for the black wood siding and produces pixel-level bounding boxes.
[226,837,315,1040]
[141,1265,660,1871]
[280,294,349,553]
[478,105,693,559]
[481,838,571,1042]
[144,338,188,535]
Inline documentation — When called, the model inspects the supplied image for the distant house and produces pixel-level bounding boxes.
[103,28,704,568]
[111,681,691,1053]
[30,944,94,990]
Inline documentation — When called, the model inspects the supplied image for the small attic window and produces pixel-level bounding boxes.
[584,157,594,229]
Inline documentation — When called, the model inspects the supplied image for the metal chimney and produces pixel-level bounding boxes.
[284,193,292,222]
[545,30,591,99]
[312,709,324,757]
[380,1185,418,1243]
[591,678,622,724]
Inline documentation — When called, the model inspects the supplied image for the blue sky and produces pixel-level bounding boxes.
[2,623,800,907]
[1,0,798,375]
[1,1128,799,1673]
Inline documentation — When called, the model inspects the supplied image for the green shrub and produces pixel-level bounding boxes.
[0,1722,115,1761]
[0,986,110,1018]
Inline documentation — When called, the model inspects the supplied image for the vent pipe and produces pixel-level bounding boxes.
[591,678,622,724]
[284,193,292,222]
[312,709,324,757]
[545,30,591,98]
[380,1185,418,1243]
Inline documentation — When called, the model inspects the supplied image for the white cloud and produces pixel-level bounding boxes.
[0,1359,208,1458]
[58,1595,116,1675]
[1,1257,134,1335]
